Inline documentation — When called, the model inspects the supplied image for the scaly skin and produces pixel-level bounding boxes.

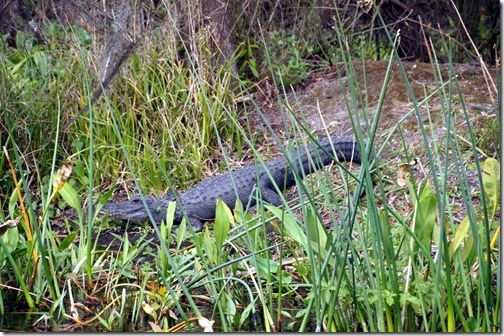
[101,136,362,231]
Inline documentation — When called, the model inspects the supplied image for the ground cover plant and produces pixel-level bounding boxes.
[0,1,500,332]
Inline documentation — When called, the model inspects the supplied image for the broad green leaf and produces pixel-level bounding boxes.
[239,301,257,327]
[0,226,19,269]
[482,158,500,218]
[59,232,78,251]
[33,50,48,75]
[306,207,327,250]
[10,58,26,75]
[254,257,278,277]
[266,205,307,249]
[295,309,307,319]
[461,235,476,265]
[225,292,237,317]
[215,198,232,251]
[400,292,422,306]
[433,215,450,250]
[295,264,308,276]
[450,216,470,256]
[466,317,478,332]
[95,187,116,214]
[122,232,130,264]
[175,216,187,251]
[164,200,177,237]
[26,240,34,260]
[281,310,292,318]
[97,316,110,330]
[6,225,19,251]
[379,210,392,255]
[8,181,21,219]
[415,183,437,252]
[201,227,215,264]
[280,271,293,284]
[92,187,116,222]
[249,58,259,78]
[159,220,169,272]
[233,199,244,223]
[58,183,83,221]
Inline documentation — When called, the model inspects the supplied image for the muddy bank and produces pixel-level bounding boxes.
[254,60,497,156]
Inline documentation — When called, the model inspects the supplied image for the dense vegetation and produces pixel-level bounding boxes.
[0,0,500,332]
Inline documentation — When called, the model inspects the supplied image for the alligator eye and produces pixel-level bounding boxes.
[131,197,140,204]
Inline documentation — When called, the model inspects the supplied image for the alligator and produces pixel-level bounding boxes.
[101,136,363,231]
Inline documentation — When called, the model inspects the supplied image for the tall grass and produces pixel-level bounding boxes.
[0,3,499,332]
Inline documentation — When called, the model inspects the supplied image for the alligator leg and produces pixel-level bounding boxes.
[186,217,204,232]
[258,187,283,206]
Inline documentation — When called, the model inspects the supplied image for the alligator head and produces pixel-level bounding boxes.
[101,195,168,223]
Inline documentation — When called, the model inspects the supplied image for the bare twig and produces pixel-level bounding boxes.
[450,0,497,103]
[63,40,135,131]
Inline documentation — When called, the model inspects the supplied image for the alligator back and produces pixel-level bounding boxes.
[262,136,360,190]
[102,136,363,230]
[173,136,361,223]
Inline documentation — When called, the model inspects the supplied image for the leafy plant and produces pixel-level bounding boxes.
[263,29,311,86]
